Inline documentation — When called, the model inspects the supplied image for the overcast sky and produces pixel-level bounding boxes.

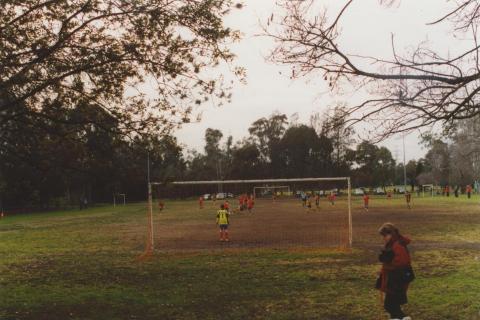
[175,0,461,163]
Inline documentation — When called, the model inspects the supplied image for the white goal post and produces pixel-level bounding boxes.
[144,177,352,255]
[113,193,126,207]
[422,184,434,197]
[253,185,291,199]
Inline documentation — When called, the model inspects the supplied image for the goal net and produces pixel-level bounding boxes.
[142,177,352,256]
[253,185,291,199]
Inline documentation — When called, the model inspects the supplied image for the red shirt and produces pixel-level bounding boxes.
[363,195,369,203]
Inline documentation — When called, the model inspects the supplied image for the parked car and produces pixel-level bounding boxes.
[226,193,234,198]
[374,187,386,195]
[203,194,211,200]
[216,192,226,199]
[396,186,406,194]
[353,188,364,195]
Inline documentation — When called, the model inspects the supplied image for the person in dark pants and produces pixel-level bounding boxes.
[376,223,414,320]
[466,184,472,199]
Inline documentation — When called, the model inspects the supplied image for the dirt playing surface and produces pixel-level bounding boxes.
[154,199,350,250]
[142,197,480,252]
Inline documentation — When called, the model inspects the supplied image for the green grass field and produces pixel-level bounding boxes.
[1,196,480,320]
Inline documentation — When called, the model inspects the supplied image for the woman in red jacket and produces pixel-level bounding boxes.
[377,223,414,320]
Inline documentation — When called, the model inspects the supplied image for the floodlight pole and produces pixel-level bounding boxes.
[347,177,352,247]
[146,152,154,253]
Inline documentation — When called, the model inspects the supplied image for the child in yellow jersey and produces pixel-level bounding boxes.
[216,204,230,242]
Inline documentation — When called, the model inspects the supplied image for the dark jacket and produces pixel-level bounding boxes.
[378,235,412,295]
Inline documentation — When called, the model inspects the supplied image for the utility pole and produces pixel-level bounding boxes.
[147,151,150,185]
[146,150,154,253]
[403,134,407,192]
[399,65,408,193]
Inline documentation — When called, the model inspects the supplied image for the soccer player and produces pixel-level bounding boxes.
[315,193,320,209]
[247,196,254,213]
[328,192,336,205]
[301,192,307,207]
[199,196,204,209]
[466,184,472,199]
[307,196,312,209]
[224,200,230,213]
[405,191,411,209]
[238,195,244,211]
[158,200,165,212]
[387,191,392,199]
[363,193,370,211]
[216,204,230,242]
[445,185,450,197]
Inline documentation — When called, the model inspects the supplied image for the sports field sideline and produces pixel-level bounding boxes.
[0,196,479,319]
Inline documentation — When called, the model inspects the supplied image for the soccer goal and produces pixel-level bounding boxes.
[113,193,126,207]
[253,185,291,199]
[422,184,434,197]
[141,177,352,256]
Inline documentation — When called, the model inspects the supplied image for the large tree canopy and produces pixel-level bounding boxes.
[266,0,480,137]
[0,0,242,140]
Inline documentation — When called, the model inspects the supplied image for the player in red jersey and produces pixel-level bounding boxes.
[247,196,254,212]
[224,200,230,213]
[363,193,370,211]
[466,184,473,199]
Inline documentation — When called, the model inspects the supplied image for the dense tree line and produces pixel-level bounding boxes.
[0,103,185,210]
[3,105,479,211]
[0,105,390,210]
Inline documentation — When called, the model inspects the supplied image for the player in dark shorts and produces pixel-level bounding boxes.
[405,191,411,209]
[216,204,230,241]
[301,192,307,207]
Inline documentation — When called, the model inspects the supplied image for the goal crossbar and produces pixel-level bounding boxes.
[151,177,350,186]
[144,177,352,255]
